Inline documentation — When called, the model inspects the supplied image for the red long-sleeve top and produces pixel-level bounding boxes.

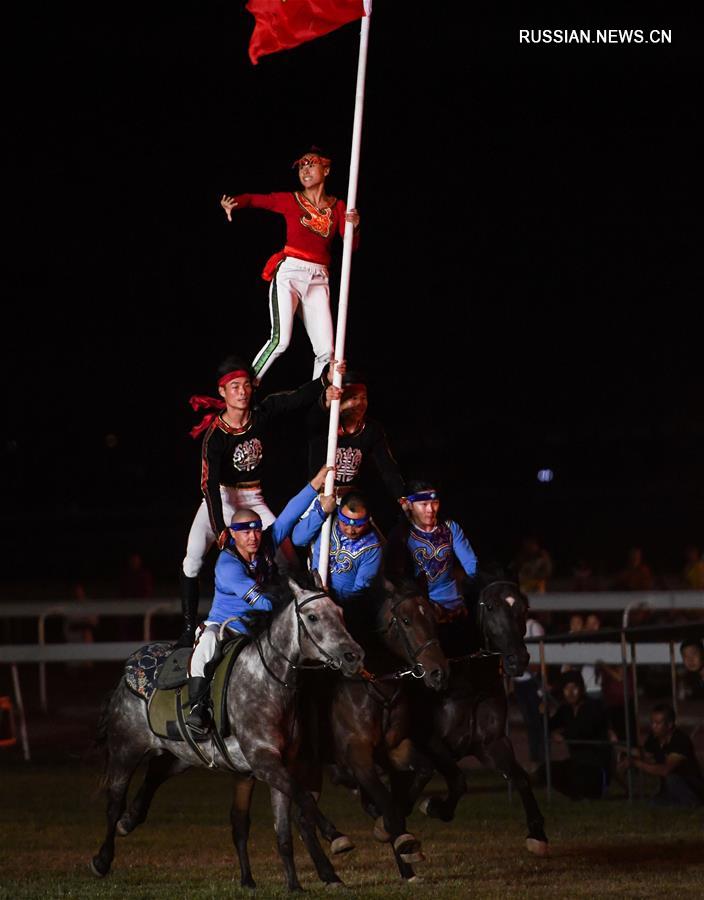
[234,192,359,277]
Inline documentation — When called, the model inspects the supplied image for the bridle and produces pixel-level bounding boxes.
[377,594,441,679]
[253,590,345,688]
[475,579,527,659]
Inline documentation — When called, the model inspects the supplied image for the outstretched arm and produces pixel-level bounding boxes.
[449,521,478,578]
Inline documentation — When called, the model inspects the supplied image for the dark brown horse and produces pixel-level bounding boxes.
[404,577,549,856]
[91,575,364,891]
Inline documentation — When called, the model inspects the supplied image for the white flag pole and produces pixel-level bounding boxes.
[318,11,371,586]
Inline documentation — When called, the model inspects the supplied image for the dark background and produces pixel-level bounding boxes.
[4,2,702,595]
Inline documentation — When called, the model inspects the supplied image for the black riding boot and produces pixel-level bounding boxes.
[175,572,200,648]
[185,676,212,734]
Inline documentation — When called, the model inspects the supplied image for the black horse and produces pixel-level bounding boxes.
[91,575,364,891]
[400,576,549,857]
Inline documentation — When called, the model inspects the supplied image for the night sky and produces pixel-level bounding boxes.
[4,3,702,590]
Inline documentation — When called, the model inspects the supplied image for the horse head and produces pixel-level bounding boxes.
[377,578,449,691]
[473,576,530,677]
[287,576,364,677]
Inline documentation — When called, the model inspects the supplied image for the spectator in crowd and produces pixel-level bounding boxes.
[514,537,553,594]
[513,613,546,768]
[680,638,704,700]
[682,546,704,590]
[580,613,602,699]
[536,670,611,800]
[120,552,155,599]
[571,559,594,592]
[620,705,704,808]
[614,547,653,592]
[63,583,98,671]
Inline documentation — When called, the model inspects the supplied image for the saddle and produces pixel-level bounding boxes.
[124,638,249,742]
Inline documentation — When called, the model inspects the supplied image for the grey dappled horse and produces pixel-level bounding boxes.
[91,576,363,891]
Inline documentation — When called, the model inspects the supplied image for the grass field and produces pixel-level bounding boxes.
[1,761,703,899]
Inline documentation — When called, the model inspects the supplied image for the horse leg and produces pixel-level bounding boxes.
[387,738,436,819]
[230,775,257,889]
[269,787,304,892]
[346,740,423,880]
[248,749,340,890]
[116,752,190,837]
[291,803,344,886]
[291,758,353,855]
[415,734,467,823]
[481,735,549,857]
[91,745,145,877]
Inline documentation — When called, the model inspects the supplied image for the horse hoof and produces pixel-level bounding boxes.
[394,833,421,859]
[418,798,431,816]
[373,817,391,843]
[241,878,256,890]
[89,857,109,878]
[526,838,549,857]
[325,881,344,889]
[116,819,130,837]
[330,835,354,855]
[407,875,424,884]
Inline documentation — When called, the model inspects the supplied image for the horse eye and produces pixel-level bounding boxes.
[307,614,318,623]
[402,617,411,626]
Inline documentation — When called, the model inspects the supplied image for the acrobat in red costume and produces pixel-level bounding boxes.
[221,148,360,380]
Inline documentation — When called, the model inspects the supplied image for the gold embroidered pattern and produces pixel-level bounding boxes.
[294,191,335,238]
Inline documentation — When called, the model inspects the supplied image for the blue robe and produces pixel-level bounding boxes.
[407,520,477,610]
[205,483,317,632]
[292,503,382,602]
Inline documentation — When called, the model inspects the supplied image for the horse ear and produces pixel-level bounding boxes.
[287,577,305,599]
[311,569,324,589]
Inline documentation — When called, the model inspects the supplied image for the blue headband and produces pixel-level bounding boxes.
[229,519,263,532]
[406,490,438,503]
[338,510,370,527]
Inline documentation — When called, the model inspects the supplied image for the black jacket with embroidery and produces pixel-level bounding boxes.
[306,406,405,500]
[201,376,326,535]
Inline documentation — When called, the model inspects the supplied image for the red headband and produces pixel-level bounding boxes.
[218,369,251,387]
[293,154,331,169]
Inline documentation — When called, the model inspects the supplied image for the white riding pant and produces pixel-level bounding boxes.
[189,622,243,678]
[252,256,333,380]
[182,485,275,578]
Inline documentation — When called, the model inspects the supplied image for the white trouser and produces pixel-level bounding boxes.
[190,621,243,677]
[182,485,275,578]
[252,256,333,380]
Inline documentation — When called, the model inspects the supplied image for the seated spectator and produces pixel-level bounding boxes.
[571,559,594,592]
[680,638,704,700]
[683,546,704,590]
[536,671,611,800]
[514,537,553,594]
[620,705,704,808]
[614,547,653,592]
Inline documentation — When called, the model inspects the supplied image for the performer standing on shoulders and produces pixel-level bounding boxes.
[177,355,341,648]
[220,147,360,380]
[307,369,405,505]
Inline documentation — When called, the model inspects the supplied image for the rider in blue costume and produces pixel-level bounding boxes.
[292,490,383,603]
[388,480,478,657]
[186,464,332,732]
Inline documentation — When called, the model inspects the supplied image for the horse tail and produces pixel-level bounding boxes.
[89,680,121,791]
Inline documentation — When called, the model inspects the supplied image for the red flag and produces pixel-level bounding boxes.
[246,0,368,65]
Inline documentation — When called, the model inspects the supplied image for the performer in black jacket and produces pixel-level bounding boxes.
[177,354,339,646]
[306,370,404,505]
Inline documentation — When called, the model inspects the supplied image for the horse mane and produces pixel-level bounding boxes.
[247,569,324,636]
